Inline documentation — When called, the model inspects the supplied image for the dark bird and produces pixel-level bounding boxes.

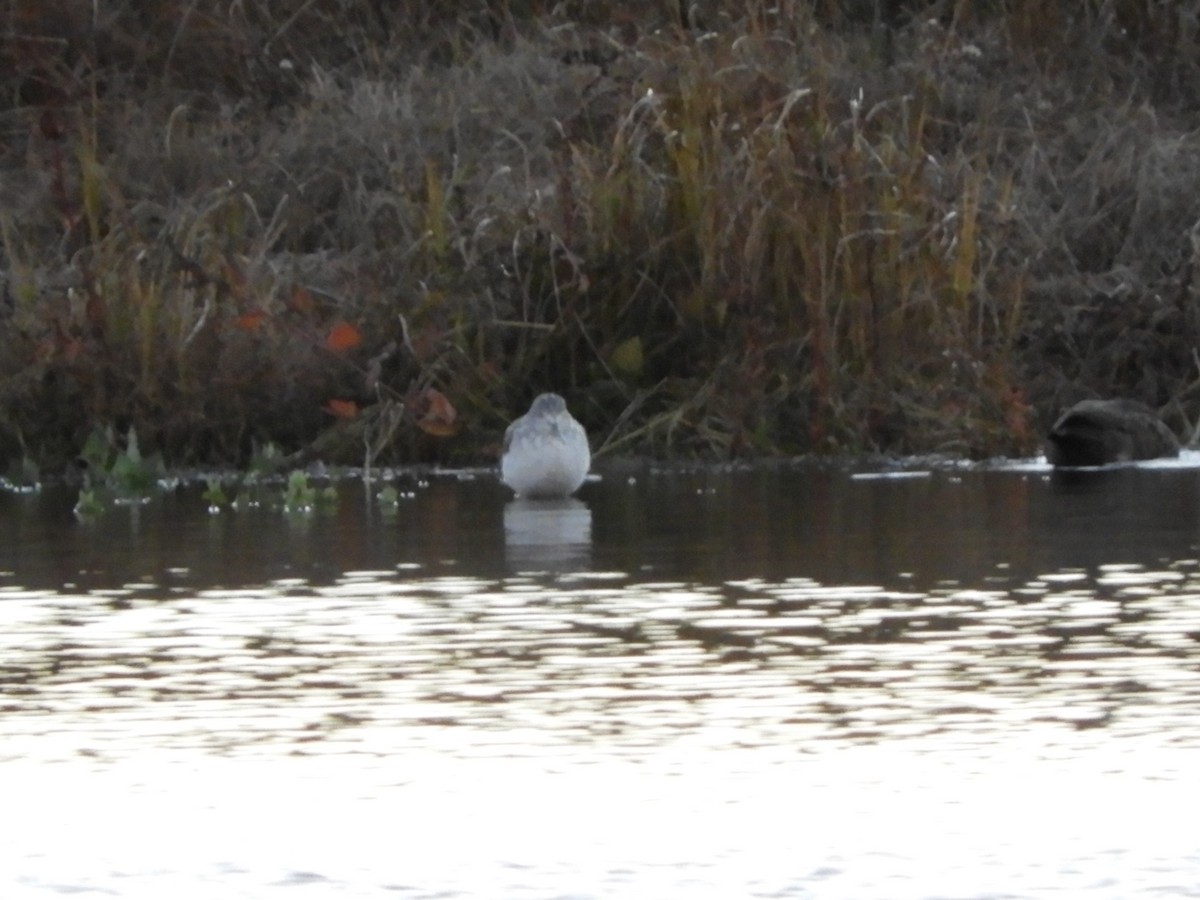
[1045,399,1179,467]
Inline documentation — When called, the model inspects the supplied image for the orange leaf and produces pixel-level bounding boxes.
[326,320,363,352]
[416,388,459,437]
[236,310,267,332]
[324,398,359,420]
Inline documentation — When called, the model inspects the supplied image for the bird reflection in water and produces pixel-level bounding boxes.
[503,497,592,572]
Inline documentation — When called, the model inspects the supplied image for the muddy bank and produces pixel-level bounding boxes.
[3,2,1200,474]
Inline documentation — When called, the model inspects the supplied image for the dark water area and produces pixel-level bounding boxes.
[3,460,1196,591]
[3,458,1200,898]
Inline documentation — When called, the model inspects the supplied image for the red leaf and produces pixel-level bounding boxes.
[236,310,267,332]
[416,388,459,437]
[324,398,359,420]
[326,320,363,352]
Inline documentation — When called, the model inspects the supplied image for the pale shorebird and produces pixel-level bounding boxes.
[501,393,590,498]
[1045,398,1179,467]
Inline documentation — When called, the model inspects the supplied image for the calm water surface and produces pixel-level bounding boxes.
[3,458,1200,898]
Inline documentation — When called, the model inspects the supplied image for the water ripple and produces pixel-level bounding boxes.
[3,560,1200,767]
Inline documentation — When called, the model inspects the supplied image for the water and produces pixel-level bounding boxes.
[3,458,1200,898]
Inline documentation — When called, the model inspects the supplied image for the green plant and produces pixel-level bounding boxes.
[73,486,105,520]
[282,470,317,512]
[202,477,229,510]
[77,426,166,504]
[2,456,41,492]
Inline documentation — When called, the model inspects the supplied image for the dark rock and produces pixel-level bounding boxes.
[1045,399,1179,467]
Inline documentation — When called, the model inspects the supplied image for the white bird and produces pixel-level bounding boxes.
[501,393,590,498]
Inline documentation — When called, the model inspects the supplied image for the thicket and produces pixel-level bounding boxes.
[4,0,1200,472]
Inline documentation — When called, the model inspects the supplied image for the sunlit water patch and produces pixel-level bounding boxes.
[5,566,1198,756]
[981,447,1200,473]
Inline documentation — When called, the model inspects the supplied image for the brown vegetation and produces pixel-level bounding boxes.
[3,1,1200,472]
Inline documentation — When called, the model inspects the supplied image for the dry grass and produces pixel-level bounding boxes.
[4,1,1200,470]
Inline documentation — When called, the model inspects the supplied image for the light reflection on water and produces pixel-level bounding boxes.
[2,461,1200,897]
